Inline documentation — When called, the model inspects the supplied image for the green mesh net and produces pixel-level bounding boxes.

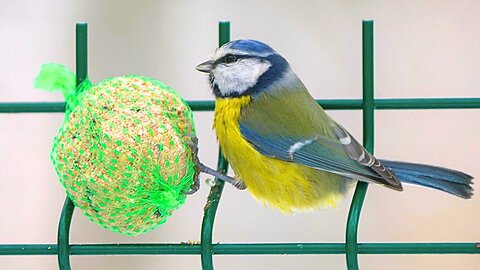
[35,63,196,235]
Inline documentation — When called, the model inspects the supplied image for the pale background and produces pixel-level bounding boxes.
[1,1,479,270]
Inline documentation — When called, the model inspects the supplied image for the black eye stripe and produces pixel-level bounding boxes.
[224,54,236,63]
[212,54,257,66]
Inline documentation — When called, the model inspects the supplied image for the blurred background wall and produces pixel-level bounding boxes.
[1,1,479,269]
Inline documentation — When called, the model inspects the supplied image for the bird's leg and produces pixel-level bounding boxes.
[201,165,246,190]
[183,133,246,193]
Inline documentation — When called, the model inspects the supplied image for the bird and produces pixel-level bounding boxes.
[196,39,474,213]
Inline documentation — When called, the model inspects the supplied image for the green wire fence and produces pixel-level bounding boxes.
[0,21,479,270]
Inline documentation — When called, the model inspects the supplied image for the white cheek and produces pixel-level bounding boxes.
[212,59,271,96]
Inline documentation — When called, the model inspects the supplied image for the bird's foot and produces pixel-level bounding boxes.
[184,133,201,195]
[183,133,246,192]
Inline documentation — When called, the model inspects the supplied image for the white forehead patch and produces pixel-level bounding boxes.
[212,58,272,96]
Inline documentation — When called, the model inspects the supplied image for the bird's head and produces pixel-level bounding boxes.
[196,39,294,98]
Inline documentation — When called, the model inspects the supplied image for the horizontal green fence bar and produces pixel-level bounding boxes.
[1,98,480,113]
[1,243,479,256]
[0,245,58,255]
[374,98,480,109]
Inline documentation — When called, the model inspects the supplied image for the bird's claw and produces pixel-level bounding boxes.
[232,178,247,190]
[184,133,201,195]
[184,133,199,151]
[184,178,200,195]
[182,133,247,192]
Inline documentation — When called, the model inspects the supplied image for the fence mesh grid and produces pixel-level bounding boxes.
[0,21,479,270]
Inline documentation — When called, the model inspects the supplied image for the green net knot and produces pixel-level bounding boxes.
[34,63,92,112]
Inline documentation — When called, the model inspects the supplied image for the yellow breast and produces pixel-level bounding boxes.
[213,97,349,212]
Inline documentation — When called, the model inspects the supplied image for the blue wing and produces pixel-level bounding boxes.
[239,85,403,190]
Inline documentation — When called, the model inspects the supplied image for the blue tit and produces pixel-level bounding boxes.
[196,39,474,212]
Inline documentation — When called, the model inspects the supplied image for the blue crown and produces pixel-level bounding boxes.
[228,39,276,55]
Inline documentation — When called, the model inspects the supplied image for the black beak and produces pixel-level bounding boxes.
[196,60,213,73]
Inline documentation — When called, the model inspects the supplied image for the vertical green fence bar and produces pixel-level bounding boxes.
[57,22,88,270]
[345,20,374,270]
[200,21,230,270]
[75,23,88,90]
[57,198,74,270]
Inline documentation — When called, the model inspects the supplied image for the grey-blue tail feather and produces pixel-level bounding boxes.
[379,160,474,199]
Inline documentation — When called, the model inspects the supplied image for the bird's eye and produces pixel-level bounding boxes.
[223,54,237,64]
